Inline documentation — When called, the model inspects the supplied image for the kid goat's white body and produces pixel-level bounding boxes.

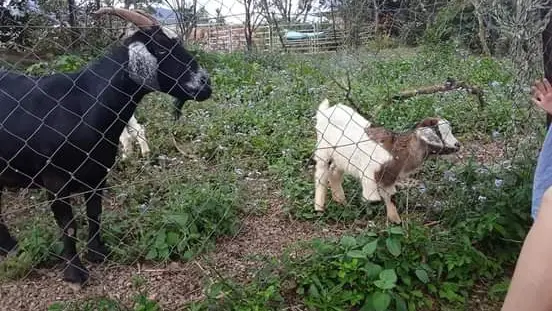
[313,98,460,224]
[314,99,393,207]
[119,114,150,160]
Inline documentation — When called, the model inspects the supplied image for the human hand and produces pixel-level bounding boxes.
[532,79,552,114]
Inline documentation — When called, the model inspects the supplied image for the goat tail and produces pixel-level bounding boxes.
[318,98,330,111]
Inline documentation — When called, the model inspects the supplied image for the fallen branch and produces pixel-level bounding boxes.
[391,78,485,106]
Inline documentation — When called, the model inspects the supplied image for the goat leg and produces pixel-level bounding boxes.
[0,190,17,256]
[314,160,330,212]
[136,127,150,158]
[328,167,346,204]
[362,178,383,202]
[119,127,134,160]
[50,192,89,285]
[84,190,109,263]
[379,186,402,224]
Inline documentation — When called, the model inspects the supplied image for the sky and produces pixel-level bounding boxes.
[161,0,323,24]
[3,0,324,26]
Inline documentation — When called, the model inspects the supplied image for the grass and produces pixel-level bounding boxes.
[0,41,540,310]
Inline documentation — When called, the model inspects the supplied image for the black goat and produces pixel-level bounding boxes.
[0,7,212,286]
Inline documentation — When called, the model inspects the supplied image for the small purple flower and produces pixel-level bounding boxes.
[444,170,456,182]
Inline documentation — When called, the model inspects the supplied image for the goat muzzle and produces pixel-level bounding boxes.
[92,7,159,29]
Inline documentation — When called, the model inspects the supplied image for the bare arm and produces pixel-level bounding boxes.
[501,186,552,311]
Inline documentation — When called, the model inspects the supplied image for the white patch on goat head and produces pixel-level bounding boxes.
[436,119,459,149]
[185,67,209,90]
[417,126,443,148]
[123,22,137,39]
[128,41,160,90]
[161,26,179,39]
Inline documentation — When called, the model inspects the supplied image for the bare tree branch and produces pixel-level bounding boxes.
[329,71,375,120]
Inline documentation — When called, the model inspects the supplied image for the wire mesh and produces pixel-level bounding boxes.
[0,0,548,310]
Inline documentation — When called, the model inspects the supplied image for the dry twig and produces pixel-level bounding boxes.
[391,77,485,106]
[328,72,376,121]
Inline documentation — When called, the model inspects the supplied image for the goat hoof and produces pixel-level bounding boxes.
[388,216,402,225]
[64,258,89,285]
[85,243,110,263]
[0,236,18,256]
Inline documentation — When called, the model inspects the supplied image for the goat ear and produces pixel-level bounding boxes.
[365,126,394,145]
[415,118,439,128]
[127,41,160,90]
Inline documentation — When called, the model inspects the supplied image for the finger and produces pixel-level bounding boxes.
[532,86,543,100]
[544,78,552,92]
[535,80,546,94]
[532,97,545,109]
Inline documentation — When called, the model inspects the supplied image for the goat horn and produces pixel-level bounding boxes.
[133,9,160,24]
[92,7,158,28]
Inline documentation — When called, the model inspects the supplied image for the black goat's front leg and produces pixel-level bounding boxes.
[50,193,89,285]
[84,190,109,263]
[0,191,18,256]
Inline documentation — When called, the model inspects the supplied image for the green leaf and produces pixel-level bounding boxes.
[347,250,367,259]
[158,247,170,259]
[490,280,510,296]
[308,284,320,298]
[340,236,357,248]
[170,213,190,228]
[145,248,157,260]
[395,295,408,311]
[374,279,396,290]
[415,269,430,284]
[166,231,180,247]
[362,239,378,256]
[389,226,404,235]
[154,229,167,248]
[385,237,402,257]
[379,269,398,284]
[183,250,194,260]
[372,291,391,311]
[363,262,383,279]
[402,275,412,287]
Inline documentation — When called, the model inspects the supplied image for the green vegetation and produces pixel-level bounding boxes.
[0,40,538,310]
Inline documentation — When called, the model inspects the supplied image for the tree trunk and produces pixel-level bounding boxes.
[472,2,491,56]
[193,0,198,40]
[372,0,379,35]
[244,0,253,51]
[67,0,78,47]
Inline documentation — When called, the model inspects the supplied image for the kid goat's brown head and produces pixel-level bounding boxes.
[413,117,461,155]
[365,117,461,156]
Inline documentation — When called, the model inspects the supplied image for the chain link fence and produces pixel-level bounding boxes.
[0,0,549,310]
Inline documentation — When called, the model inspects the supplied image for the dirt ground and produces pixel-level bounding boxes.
[0,194,368,311]
[0,138,512,311]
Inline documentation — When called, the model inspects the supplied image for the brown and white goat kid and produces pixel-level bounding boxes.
[313,98,460,224]
[119,114,150,160]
